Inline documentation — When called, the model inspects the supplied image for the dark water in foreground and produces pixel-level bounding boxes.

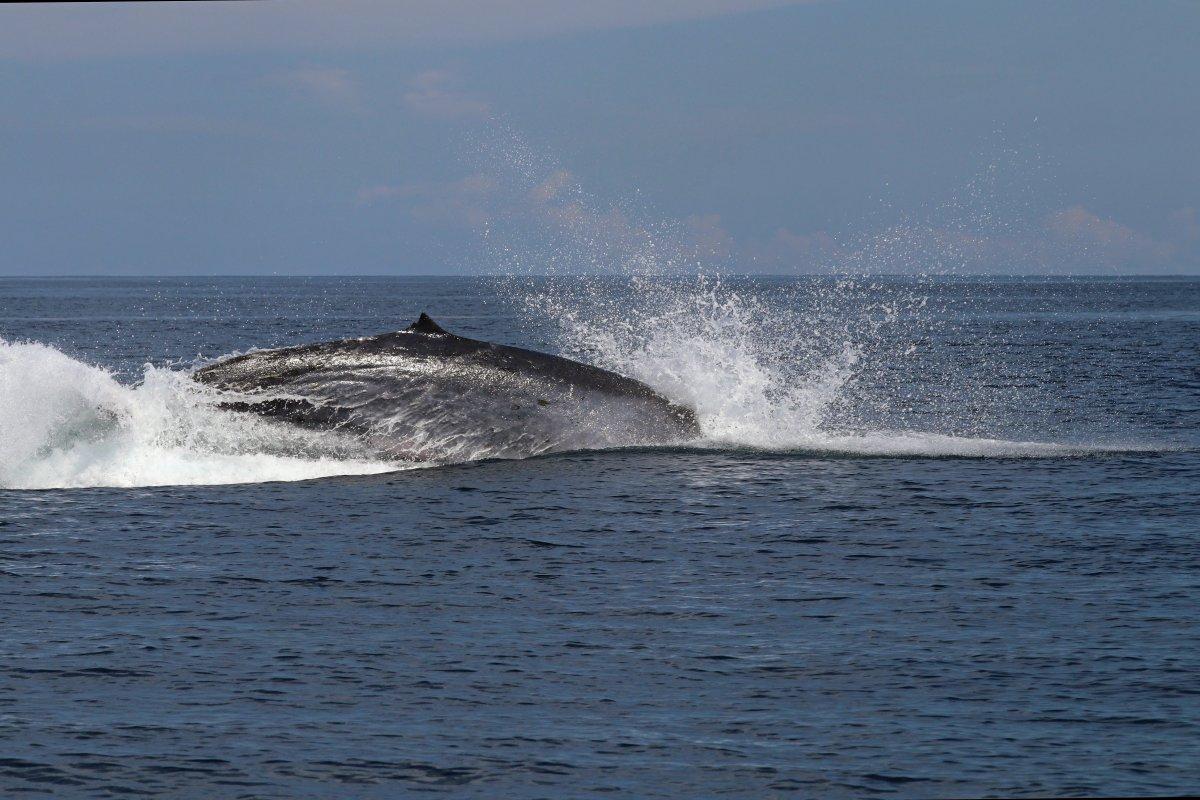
[1,276,1198,798]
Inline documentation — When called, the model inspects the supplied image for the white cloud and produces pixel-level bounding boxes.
[1044,205,1174,265]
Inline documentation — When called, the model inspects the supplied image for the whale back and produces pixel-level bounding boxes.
[193,315,699,462]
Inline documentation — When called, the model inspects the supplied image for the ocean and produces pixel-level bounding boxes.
[1,275,1197,798]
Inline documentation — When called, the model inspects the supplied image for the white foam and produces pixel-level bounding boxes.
[0,339,401,490]
[530,278,1146,460]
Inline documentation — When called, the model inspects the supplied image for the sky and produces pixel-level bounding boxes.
[1,0,1197,275]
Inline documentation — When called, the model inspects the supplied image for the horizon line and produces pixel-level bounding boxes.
[1,272,1199,280]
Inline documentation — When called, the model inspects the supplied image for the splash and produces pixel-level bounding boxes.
[0,315,1150,494]
[527,276,844,445]
[0,339,402,490]
[468,150,1119,455]
[517,275,1149,458]
[460,121,1122,457]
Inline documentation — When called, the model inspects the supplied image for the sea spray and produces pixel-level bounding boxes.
[462,117,1100,450]
[514,276,1132,457]
[464,123,955,446]
[0,339,399,489]
[515,273,972,449]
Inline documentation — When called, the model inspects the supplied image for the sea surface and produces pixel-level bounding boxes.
[1,275,1198,798]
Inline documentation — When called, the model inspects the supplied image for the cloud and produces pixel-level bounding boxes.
[852,206,1184,274]
[736,205,1195,275]
[403,71,490,120]
[0,1,820,61]
[268,66,362,110]
[358,173,498,229]
[362,165,845,273]
[1044,205,1175,265]
[360,166,712,271]
[361,171,1194,274]
[530,169,574,204]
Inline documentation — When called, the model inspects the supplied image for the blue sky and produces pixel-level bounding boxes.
[1,0,1197,275]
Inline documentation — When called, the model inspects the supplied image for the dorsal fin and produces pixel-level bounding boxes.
[406,312,450,336]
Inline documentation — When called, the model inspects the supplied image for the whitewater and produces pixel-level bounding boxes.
[0,339,401,489]
[0,279,1138,491]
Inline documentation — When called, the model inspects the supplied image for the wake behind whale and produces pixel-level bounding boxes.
[193,313,700,464]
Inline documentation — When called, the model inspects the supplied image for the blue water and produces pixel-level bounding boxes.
[1,276,1198,798]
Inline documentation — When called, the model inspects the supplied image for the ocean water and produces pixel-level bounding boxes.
[1,275,1198,798]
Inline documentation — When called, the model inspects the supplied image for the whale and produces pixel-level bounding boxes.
[192,313,700,462]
